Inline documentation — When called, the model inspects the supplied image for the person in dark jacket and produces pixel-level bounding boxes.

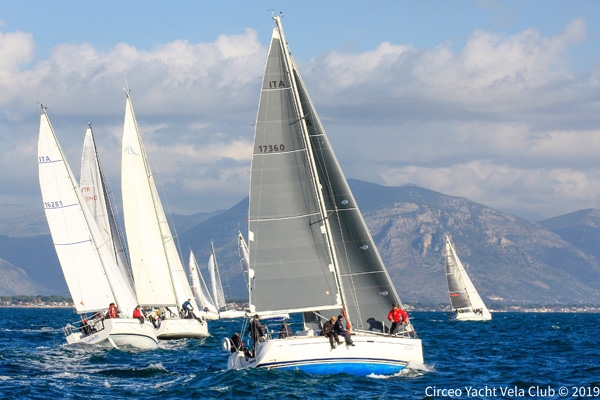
[279,320,292,339]
[250,314,266,353]
[334,314,355,346]
[321,316,341,349]
[181,299,196,319]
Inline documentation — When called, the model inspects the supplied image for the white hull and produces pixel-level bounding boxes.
[64,318,158,350]
[449,309,492,321]
[199,311,220,320]
[227,332,423,376]
[155,318,209,339]
[219,310,247,319]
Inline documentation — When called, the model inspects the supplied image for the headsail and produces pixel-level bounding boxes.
[80,125,138,316]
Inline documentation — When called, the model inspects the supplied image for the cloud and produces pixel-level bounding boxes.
[1,18,599,219]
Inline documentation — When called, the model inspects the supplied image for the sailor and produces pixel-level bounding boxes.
[322,316,342,349]
[387,303,408,335]
[334,315,355,346]
[105,303,118,319]
[132,305,145,324]
[182,299,196,319]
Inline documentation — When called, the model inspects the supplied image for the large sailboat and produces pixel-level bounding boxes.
[188,249,220,320]
[225,16,423,375]
[444,236,492,321]
[38,106,158,350]
[120,90,209,339]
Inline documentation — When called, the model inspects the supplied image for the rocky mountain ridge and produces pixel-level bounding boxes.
[2,180,600,304]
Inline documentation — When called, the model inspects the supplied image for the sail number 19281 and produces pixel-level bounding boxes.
[258,144,285,153]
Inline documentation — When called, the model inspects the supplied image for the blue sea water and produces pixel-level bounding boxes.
[0,309,598,399]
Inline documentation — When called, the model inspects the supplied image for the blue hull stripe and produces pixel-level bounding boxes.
[259,357,407,376]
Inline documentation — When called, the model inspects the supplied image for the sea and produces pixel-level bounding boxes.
[0,308,598,399]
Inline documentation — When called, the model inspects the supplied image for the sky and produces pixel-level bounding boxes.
[1,1,599,221]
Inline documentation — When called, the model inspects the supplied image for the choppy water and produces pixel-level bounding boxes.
[0,308,598,399]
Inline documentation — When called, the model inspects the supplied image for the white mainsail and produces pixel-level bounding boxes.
[39,109,117,314]
[445,236,492,321]
[189,249,218,314]
[226,16,423,375]
[120,90,198,311]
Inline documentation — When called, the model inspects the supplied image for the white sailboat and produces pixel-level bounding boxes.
[189,249,219,320]
[209,241,246,318]
[38,106,158,350]
[444,236,492,321]
[225,16,423,375]
[120,90,209,339]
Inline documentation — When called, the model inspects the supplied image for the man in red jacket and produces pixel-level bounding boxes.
[387,303,408,335]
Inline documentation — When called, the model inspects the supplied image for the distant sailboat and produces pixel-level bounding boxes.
[120,90,209,339]
[225,15,423,375]
[38,107,158,349]
[444,236,492,321]
[189,249,219,320]
[209,241,246,318]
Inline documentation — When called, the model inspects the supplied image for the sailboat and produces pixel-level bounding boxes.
[444,236,492,321]
[188,249,220,320]
[225,16,423,375]
[208,241,245,318]
[120,90,209,339]
[37,106,158,350]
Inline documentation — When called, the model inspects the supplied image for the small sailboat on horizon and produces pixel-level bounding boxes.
[444,235,492,321]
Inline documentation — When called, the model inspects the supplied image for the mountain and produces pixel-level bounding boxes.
[0,257,47,295]
[0,234,66,295]
[2,181,600,304]
[539,209,600,263]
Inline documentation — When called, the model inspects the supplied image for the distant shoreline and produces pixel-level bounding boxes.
[0,305,72,309]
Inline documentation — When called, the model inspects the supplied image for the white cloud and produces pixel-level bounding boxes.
[1,18,599,219]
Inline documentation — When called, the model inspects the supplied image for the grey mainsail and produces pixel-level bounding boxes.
[248,16,403,332]
[445,237,472,310]
[248,30,341,314]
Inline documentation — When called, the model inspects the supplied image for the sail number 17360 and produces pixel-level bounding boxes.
[258,144,285,153]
